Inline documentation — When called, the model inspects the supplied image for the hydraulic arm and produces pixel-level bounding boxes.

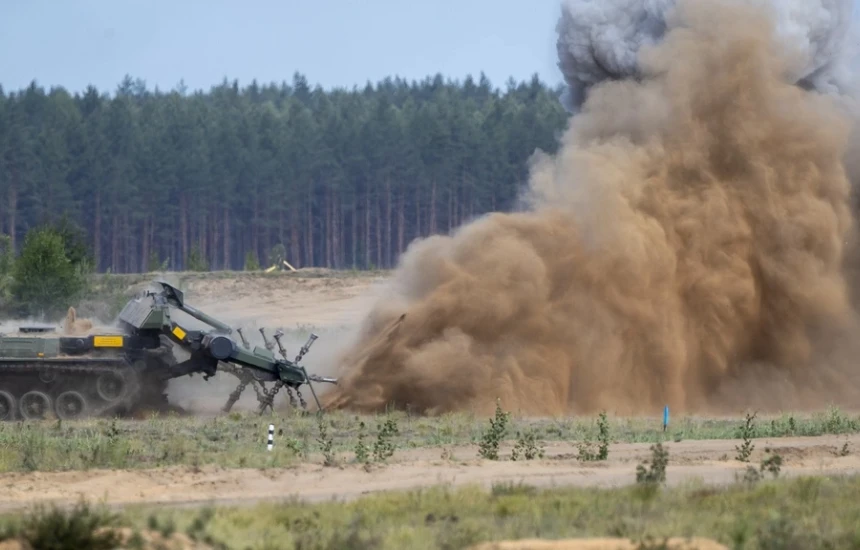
[117,280,337,413]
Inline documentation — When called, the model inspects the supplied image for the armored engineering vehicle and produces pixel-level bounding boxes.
[0,280,336,421]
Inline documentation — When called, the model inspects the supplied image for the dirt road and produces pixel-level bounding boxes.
[1,433,857,512]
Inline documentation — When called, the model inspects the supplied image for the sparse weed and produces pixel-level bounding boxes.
[1,406,859,475]
[735,412,757,462]
[635,535,677,550]
[760,448,782,479]
[147,513,176,538]
[17,499,122,550]
[511,428,545,461]
[372,415,398,463]
[185,506,215,544]
[597,411,610,459]
[740,465,762,486]
[317,413,336,467]
[636,442,669,485]
[284,436,304,457]
[576,411,611,461]
[576,440,598,461]
[823,406,857,433]
[6,471,860,549]
[355,421,370,465]
[738,448,782,486]
[478,400,510,461]
[490,481,537,497]
[19,426,46,471]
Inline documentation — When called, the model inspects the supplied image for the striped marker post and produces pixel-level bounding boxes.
[663,406,669,433]
[267,424,274,451]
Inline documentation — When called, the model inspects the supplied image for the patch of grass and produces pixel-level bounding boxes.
[0,499,122,549]
[6,474,860,549]
[2,406,860,473]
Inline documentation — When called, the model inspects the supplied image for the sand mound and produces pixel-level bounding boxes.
[469,537,728,550]
[0,527,210,550]
[62,306,93,335]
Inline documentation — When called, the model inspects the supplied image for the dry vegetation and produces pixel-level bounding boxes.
[0,406,858,473]
[4,270,860,548]
[2,465,860,549]
[2,404,860,548]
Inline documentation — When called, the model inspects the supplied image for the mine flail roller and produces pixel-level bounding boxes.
[0,280,336,421]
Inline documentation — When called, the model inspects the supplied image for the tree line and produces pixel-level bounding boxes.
[0,72,569,273]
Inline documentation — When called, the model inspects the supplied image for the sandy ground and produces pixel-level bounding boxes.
[4,271,860,519]
[178,271,388,330]
[1,433,858,513]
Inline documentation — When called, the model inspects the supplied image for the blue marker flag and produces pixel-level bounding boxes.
[663,405,669,431]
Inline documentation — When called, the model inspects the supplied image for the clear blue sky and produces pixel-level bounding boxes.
[0,0,564,95]
[2,0,860,96]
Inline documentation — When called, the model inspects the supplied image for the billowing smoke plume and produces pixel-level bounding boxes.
[320,0,860,417]
[556,0,859,112]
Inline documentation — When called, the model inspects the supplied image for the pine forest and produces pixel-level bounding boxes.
[0,73,569,273]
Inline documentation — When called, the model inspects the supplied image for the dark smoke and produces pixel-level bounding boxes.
[555,0,858,112]
[320,0,860,417]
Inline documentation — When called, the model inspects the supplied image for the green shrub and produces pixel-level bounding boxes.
[18,500,121,550]
[244,250,261,271]
[185,244,209,271]
[9,225,89,318]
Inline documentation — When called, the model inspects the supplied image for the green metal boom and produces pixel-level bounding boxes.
[116,280,336,413]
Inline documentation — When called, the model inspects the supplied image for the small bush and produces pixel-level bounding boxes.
[478,400,510,461]
[244,250,261,271]
[636,442,669,485]
[760,448,782,479]
[578,411,611,461]
[373,416,399,463]
[355,421,370,465]
[736,412,757,462]
[185,244,209,271]
[19,500,121,550]
[511,428,545,461]
[317,414,336,467]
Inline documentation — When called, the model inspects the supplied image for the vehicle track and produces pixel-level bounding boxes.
[1,433,858,512]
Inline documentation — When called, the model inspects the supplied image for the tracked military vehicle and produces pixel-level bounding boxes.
[0,280,336,421]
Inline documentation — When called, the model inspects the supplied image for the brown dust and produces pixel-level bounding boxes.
[320,0,860,417]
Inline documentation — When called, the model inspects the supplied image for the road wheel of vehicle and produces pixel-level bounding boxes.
[19,391,51,420]
[55,391,87,420]
[0,391,15,421]
[38,370,56,383]
[96,372,125,402]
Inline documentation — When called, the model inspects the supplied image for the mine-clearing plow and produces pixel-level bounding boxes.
[0,280,336,421]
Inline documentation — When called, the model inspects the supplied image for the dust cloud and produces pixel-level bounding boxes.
[320,0,860,417]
